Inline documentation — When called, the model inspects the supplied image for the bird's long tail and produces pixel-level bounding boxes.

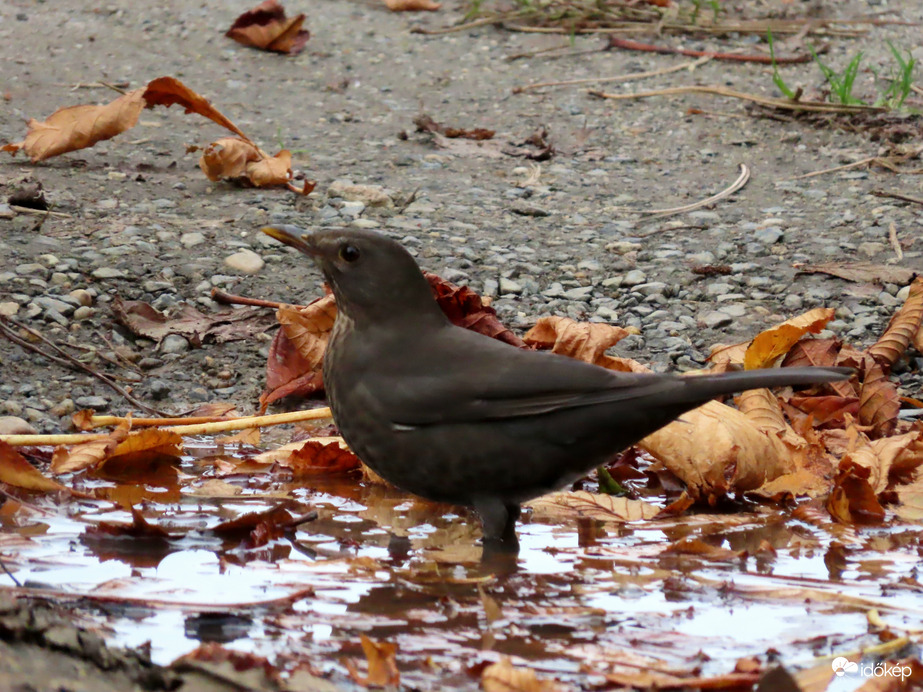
[676,366,853,404]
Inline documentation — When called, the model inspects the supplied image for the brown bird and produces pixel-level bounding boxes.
[263,225,852,549]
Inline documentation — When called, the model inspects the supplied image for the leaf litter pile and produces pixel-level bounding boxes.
[2,267,923,690]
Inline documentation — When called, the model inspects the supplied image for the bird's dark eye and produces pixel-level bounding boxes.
[339,244,361,263]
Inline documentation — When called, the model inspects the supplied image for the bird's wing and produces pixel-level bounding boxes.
[363,325,678,426]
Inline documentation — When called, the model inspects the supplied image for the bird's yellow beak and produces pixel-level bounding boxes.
[260,225,318,255]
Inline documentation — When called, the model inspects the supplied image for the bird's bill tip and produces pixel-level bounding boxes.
[260,225,316,254]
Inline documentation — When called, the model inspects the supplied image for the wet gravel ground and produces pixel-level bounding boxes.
[1,0,922,433]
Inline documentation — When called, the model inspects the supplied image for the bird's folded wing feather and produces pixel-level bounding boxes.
[367,328,679,426]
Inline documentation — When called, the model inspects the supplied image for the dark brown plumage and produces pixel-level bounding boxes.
[263,225,852,549]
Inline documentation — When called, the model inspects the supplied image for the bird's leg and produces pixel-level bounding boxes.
[474,498,521,552]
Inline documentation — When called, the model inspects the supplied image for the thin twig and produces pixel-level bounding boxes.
[9,205,71,218]
[872,189,923,206]
[210,288,284,309]
[514,56,709,93]
[0,316,166,416]
[588,84,885,113]
[0,408,335,446]
[888,222,903,261]
[613,163,750,219]
[607,36,814,64]
[788,157,900,181]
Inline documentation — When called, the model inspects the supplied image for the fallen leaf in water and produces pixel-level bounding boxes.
[528,491,660,522]
[345,634,400,687]
[0,440,69,492]
[481,657,564,692]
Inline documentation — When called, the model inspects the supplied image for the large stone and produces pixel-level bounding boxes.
[224,249,265,274]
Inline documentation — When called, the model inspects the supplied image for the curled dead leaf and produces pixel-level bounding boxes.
[858,364,900,438]
[226,0,310,55]
[867,276,923,368]
[52,420,131,475]
[524,315,638,371]
[826,460,886,525]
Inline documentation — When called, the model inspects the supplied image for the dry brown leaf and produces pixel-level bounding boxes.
[199,136,262,181]
[345,634,400,687]
[278,299,337,366]
[247,149,293,187]
[226,0,310,55]
[743,307,834,370]
[524,316,634,368]
[51,420,131,475]
[867,276,923,367]
[840,429,923,494]
[275,439,361,477]
[2,77,248,163]
[826,460,886,524]
[425,273,525,347]
[384,0,441,11]
[858,364,900,438]
[639,400,794,501]
[113,297,274,345]
[894,476,923,522]
[737,388,806,447]
[527,490,660,522]
[707,341,748,368]
[787,395,860,428]
[1,89,146,162]
[481,658,564,692]
[661,537,745,562]
[111,428,183,459]
[799,262,918,286]
[0,440,68,492]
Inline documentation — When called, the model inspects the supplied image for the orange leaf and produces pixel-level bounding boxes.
[345,635,400,687]
[743,307,834,370]
[226,0,310,55]
[0,440,68,492]
[425,273,524,347]
[140,76,248,139]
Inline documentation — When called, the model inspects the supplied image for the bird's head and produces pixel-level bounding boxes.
[261,225,446,325]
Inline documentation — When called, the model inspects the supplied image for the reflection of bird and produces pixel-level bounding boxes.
[263,225,852,549]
